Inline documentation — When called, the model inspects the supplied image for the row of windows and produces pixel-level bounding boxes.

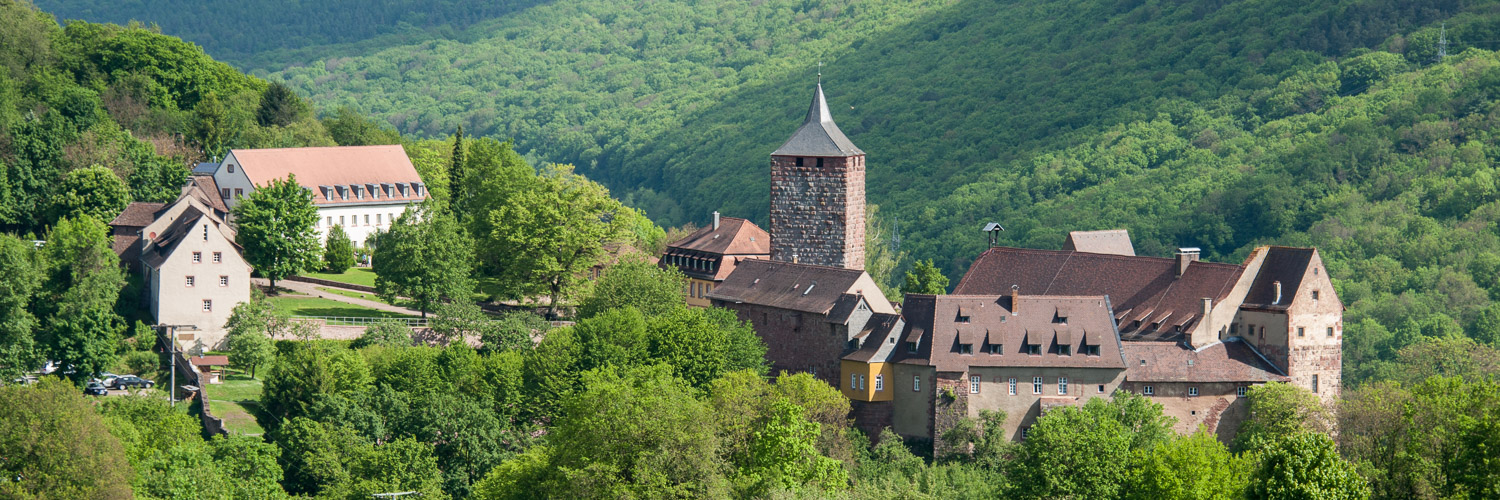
[219,188,245,199]
[1232,323,1336,339]
[1140,385,1250,397]
[668,254,717,272]
[688,281,715,299]
[190,252,224,264]
[184,276,231,287]
[914,340,1102,357]
[318,213,397,228]
[849,374,885,391]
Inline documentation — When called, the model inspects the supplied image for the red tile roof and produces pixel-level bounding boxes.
[185,175,229,215]
[109,202,167,228]
[191,355,230,367]
[953,247,1244,342]
[661,218,771,281]
[894,294,1128,372]
[229,145,427,206]
[706,259,873,314]
[1122,340,1286,383]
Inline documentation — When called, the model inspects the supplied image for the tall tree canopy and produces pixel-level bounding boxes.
[232,174,321,290]
[373,206,475,318]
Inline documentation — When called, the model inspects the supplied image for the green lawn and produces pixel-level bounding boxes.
[202,374,265,436]
[303,268,377,288]
[266,295,414,319]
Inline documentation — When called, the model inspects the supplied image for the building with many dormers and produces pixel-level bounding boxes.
[207,145,428,246]
[659,212,770,307]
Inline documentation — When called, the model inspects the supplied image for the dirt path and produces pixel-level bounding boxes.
[252,277,425,316]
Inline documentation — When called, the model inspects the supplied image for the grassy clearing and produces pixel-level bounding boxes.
[303,268,377,288]
[203,374,265,436]
[265,295,415,319]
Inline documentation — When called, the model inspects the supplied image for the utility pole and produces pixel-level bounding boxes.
[1437,22,1449,62]
[154,324,199,407]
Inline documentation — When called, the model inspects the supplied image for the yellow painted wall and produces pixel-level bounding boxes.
[840,360,894,402]
[684,278,715,308]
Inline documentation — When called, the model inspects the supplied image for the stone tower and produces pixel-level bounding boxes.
[769,83,866,270]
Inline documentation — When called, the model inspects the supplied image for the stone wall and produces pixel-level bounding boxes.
[721,301,844,386]
[1121,381,1252,443]
[768,154,865,270]
[849,400,894,442]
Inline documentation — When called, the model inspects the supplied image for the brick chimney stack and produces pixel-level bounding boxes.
[1175,247,1201,278]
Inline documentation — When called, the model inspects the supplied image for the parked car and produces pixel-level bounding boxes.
[109,375,154,390]
[84,382,108,396]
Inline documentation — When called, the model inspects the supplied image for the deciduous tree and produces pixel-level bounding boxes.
[1247,432,1369,500]
[0,378,131,499]
[232,174,321,290]
[373,206,474,317]
[323,223,355,273]
[0,234,40,380]
[38,215,125,383]
[576,256,685,319]
[48,164,129,224]
[901,258,949,295]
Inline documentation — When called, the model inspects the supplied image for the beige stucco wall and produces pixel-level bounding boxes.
[1285,260,1343,402]
[1121,381,1253,442]
[964,366,1125,441]
[684,277,715,308]
[849,274,896,314]
[146,214,251,351]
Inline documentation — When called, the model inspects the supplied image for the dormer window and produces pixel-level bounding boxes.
[1082,345,1101,356]
[958,344,973,355]
[906,341,918,353]
[414,182,425,197]
[1026,344,1041,355]
[1058,345,1071,356]
[988,344,1003,355]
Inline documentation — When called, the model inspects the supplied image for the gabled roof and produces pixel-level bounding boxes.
[1242,247,1316,308]
[1063,229,1136,256]
[228,145,426,206]
[844,313,905,363]
[771,83,864,157]
[953,247,1244,342]
[110,202,167,228]
[706,259,874,314]
[185,175,229,215]
[142,206,209,269]
[1122,339,1287,383]
[665,217,770,256]
[895,294,1128,372]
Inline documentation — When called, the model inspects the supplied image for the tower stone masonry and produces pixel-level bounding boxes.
[769,83,866,270]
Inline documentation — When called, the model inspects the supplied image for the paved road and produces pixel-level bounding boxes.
[252,277,425,316]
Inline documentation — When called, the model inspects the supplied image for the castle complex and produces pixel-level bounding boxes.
[664,82,1344,450]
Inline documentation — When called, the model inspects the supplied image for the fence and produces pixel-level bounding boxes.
[290,315,429,327]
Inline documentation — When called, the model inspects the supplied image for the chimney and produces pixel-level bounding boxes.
[1010,285,1020,315]
[713,211,721,230]
[1175,247,1200,278]
[792,253,799,264]
[1273,281,1282,305]
[1193,297,1215,347]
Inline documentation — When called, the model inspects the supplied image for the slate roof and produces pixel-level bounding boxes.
[706,259,874,314]
[844,313,905,363]
[953,247,1244,342]
[893,294,1128,372]
[110,202,167,228]
[771,83,864,157]
[229,145,426,206]
[192,162,220,175]
[1063,229,1136,256]
[1242,247,1315,309]
[1122,339,1287,383]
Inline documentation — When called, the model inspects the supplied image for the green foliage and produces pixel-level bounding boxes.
[48,164,129,223]
[866,203,906,301]
[323,106,402,146]
[232,174,322,288]
[483,165,631,317]
[1248,432,1370,500]
[38,215,125,383]
[1235,382,1333,453]
[851,428,1007,499]
[901,259,949,295]
[0,234,41,380]
[323,224,356,273]
[648,306,768,389]
[939,409,1009,469]
[481,310,550,353]
[1124,430,1251,500]
[1340,376,1500,499]
[576,256,686,319]
[373,206,474,316]
[261,343,372,430]
[257,81,310,127]
[739,398,846,496]
[0,377,132,499]
[353,319,414,349]
[1008,402,1133,499]
[427,301,493,346]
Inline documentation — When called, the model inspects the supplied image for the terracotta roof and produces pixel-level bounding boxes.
[1122,339,1287,383]
[844,313,905,363]
[1242,247,1315,308]
[191,355,230,367]
[706,259,874,314]
[661,217,772,281]
[894,294,1128,372]
[953,247,1244,342]
[229,145,426,206]
[771,83,864,157]
[185,175,229,215]
[1063,229,1136,256]
[109,202,167,228]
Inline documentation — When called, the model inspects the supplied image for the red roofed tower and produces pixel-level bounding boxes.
[769,83,865,270]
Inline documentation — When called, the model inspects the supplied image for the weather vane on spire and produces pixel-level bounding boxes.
[817,61,823,84]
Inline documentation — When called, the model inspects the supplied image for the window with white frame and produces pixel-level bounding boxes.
[913,375,921,392]
[185,276,195,287]
[875,375,884,391]
[1058,377,1068,395]
[202,299,212,312]
[859,375,866,390]
[1033,376,1043,394]
[1237,386,1248,397]
[1009,377,1017,395]
[851,373,858,390]
[213,252,222,263]
[192,252,202,263]
[970,375,981,394]
[377,214,382,225]
[1189,387,1199,397]
[1144,385,1154,395]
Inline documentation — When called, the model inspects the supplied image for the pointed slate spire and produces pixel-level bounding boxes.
[772,83,864,157]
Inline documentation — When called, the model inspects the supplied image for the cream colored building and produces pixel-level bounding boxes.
[208,145,428,246]
[138,201,251,350]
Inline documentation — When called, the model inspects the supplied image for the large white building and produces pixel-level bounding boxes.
[208,145,429,246]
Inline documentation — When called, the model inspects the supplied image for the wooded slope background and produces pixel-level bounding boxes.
[31,0,1500,384]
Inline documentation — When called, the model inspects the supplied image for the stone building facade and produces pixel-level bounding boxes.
[659,212,770,307]
[768,83,865,270]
